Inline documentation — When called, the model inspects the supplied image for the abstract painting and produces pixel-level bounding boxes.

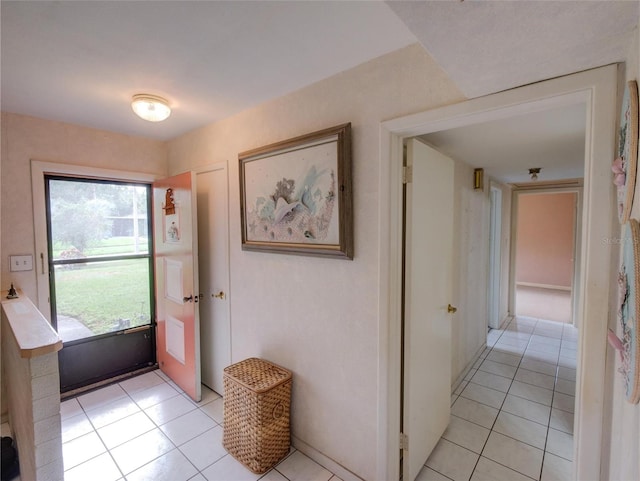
[239,123,353,259]
[613,80,638,223]
[611,219,640,403]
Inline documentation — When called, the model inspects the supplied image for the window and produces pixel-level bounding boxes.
[45,176,154,343]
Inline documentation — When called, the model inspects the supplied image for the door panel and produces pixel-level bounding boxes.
[197,167,231,394]
[58,329,154,391]
[153,172,201,401]
[403,139,454,481]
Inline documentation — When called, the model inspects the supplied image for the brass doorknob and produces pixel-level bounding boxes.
[447,304,457,314]
[213,291,225,299]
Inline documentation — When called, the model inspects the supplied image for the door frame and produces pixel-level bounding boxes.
[488,183,503,329]
[509,186,583,327]
[32,160,159,319]
[377,65,617,480]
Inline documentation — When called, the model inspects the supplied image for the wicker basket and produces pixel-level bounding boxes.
[222,358,292,474]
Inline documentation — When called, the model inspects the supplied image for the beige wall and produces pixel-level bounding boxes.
[0,113,168,299]
[515,192,576,288]
[607,23,640,481]
[168,44,463,479]
[0,113,167,418]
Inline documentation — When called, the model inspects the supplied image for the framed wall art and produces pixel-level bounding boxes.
[613,79,639,223]
[239,123,353,259]
[610,218,640,403]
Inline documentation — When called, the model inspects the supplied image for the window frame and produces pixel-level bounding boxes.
[31,161,160,323]
[44,174,155,344]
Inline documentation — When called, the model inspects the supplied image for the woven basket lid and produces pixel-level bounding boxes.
[224,358,292,393]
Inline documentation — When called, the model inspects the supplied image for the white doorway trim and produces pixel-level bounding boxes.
[488,184,503,329]
[377,64,617,481]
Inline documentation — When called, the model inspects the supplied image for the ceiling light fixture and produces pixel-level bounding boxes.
[131,94,171,122]
[529,167,541,181]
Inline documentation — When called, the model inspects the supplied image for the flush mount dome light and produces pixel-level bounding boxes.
[529,167,541,180]
[131,94,171,122]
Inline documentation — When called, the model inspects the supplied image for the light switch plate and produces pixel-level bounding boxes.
[10,255,33,272]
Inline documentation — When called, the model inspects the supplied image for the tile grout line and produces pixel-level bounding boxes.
[467,316,537,480]
[125,383,199,480]
[429,317,574,480]
[72,379,174,479]
[63,372,306,481]
[473,316,575,481]
[538,334,565,481]
[63,374,197,479]
[461,329,552,417]
[72,390,130,478]
[487,319,534,473]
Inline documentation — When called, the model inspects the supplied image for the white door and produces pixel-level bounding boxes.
[196,165,231,394]
[153,172,201,402]
[403,138,454,481]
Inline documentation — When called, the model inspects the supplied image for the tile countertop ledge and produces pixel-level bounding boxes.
[1,289,62,358]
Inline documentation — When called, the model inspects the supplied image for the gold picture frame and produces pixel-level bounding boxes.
[614,80,639,223]
[239,123,353,259]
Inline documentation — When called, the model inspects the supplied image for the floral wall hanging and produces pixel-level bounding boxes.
[613,80,639,224]
[239,123,353,259]
[610,218,640,403]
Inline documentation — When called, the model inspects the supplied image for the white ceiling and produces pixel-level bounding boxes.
[420,102,586,184]
[390,0,636,184]
[1,1,637,185]
[388,0,639,98]
[0,1,416,140]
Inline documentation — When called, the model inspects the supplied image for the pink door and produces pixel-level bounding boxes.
[153,172,201,401]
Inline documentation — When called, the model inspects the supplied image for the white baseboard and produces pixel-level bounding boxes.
[516,281,571,292]
[499,315,513,329]
[452,316,515,394]
[291,435,364,481]
[451,343,487,394]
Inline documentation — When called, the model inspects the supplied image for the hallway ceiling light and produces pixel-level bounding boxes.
[131,94,171,122]
[529,167,541,180]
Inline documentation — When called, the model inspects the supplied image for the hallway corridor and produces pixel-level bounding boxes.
[420,316,577,481]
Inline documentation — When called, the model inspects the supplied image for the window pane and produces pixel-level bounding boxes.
[54,259,152,342]
[48,179,149,260]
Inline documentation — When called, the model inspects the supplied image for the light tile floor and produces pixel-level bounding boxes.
[1,316,576,481]
[419,316,577,481]
[55,370,342,481]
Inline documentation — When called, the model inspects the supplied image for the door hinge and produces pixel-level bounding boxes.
[400,432,409,450]
[403,166,413,184]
